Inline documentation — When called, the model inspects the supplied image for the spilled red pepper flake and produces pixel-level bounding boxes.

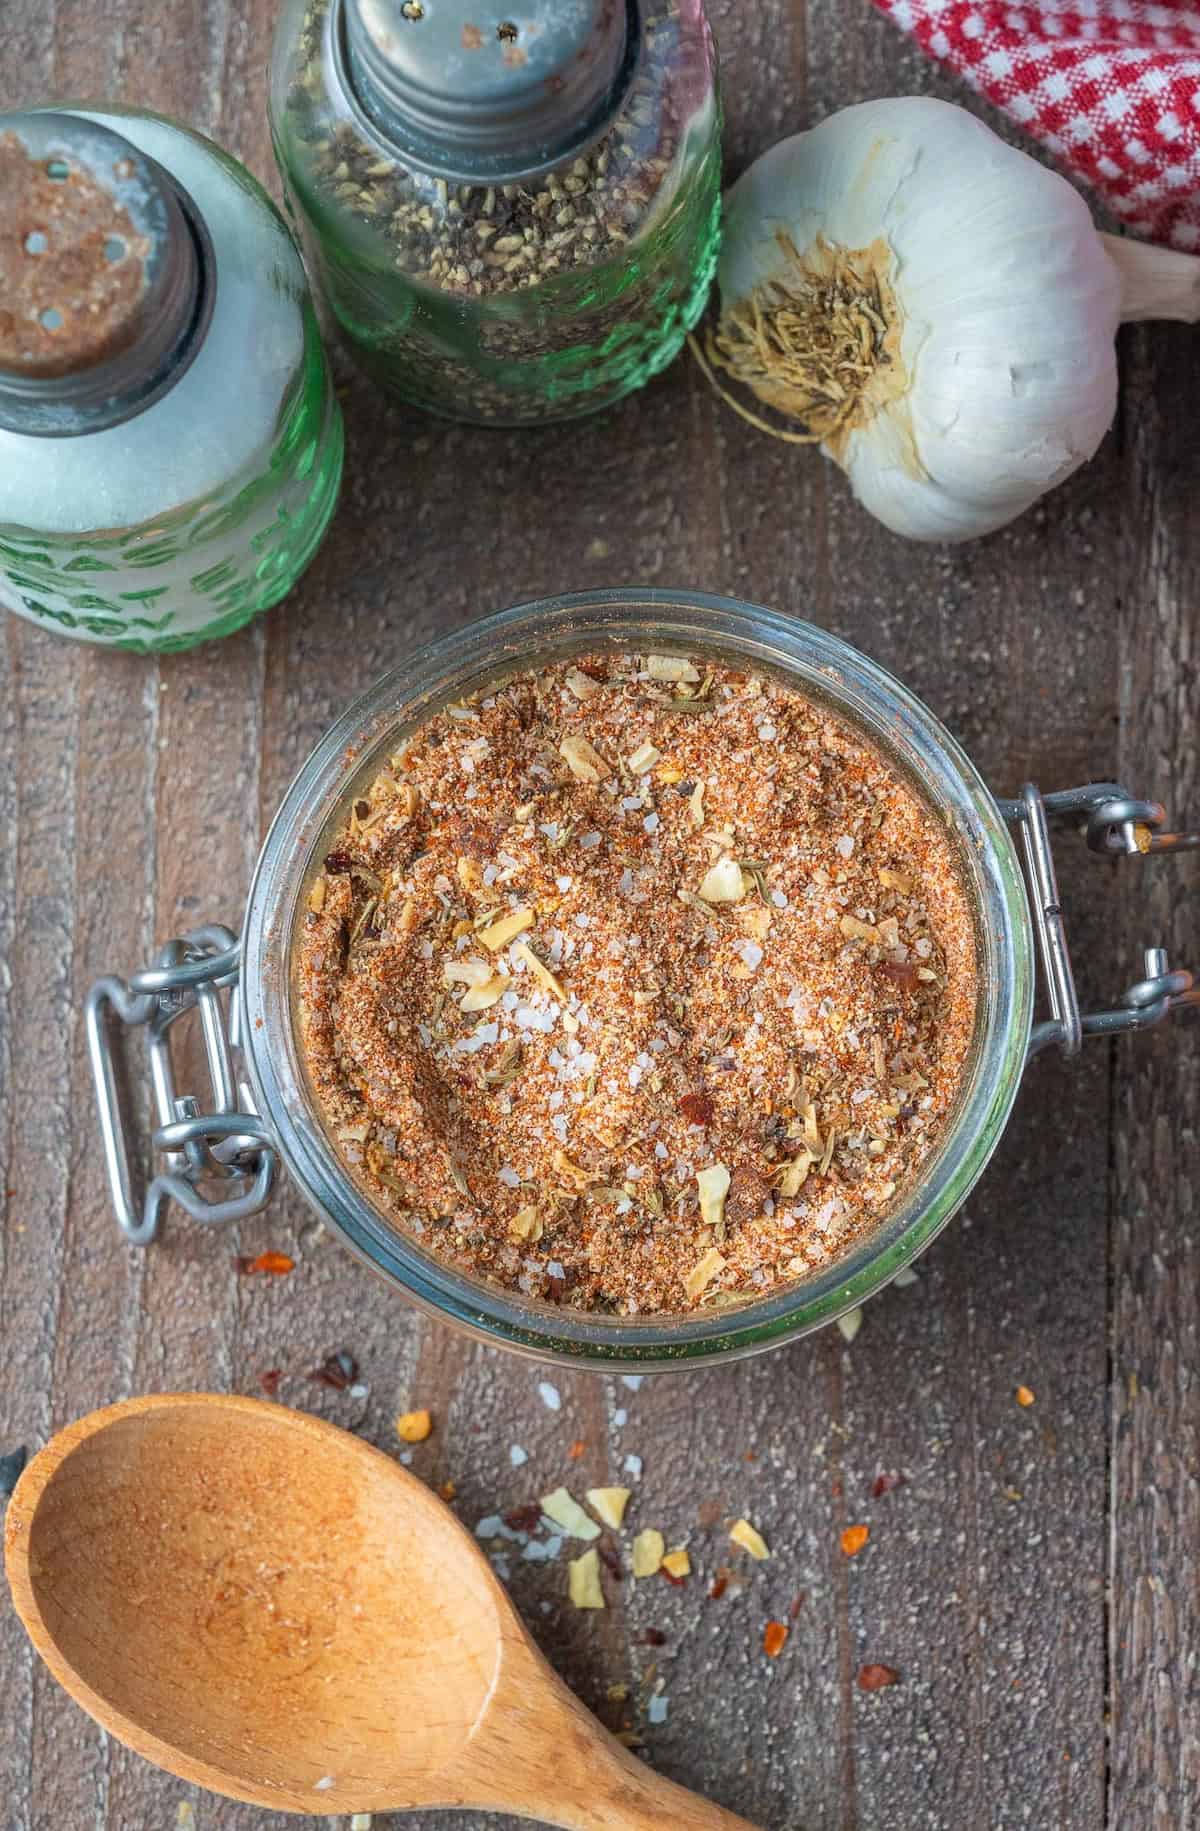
[763,1620,789,1658]
[307,1350,359,1391]
[567,1438,586,1459]
[841,1523,870,1557]
[789,1591,807,1621]
[258,1369,283,1397]
[677,1092,715,1127]
[858,1663,900,1691]
[709,1574,729,1600]
[234,1250,295,1276]
[871,1470,907,1499]
[660,1564,686,1588]
[504,1502,544,1534]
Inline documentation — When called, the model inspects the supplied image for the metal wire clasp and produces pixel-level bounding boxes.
[85,925,277,1245]
[999,784,1200,1058]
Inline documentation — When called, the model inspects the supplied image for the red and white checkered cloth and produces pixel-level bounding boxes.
[869,1,1200,248]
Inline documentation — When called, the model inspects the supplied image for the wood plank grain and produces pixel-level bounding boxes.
[1109,319,1200,1831]
[1,1,1195,1829]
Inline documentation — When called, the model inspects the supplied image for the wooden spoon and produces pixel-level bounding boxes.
[4,1393,760,1828]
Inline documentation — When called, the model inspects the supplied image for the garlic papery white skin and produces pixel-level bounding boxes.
[709,97,1199,543]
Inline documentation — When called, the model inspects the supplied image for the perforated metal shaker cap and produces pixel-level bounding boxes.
[344,0,637,182]
[0,110,211,435]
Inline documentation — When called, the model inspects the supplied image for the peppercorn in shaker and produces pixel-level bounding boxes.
[0,108,342,650]
[270,0,721,424]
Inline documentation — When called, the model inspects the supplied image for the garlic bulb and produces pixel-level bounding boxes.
[712,97,1124,542]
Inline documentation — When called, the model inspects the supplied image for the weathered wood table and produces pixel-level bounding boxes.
[2,5,1197,1828]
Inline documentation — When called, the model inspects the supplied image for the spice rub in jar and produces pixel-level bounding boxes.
[297,653,977,1316]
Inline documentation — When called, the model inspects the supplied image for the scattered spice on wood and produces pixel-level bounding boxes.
[789,1591,807,1620]
[297,652,977,1316]
[307,1350,359,1391]
[871,1470,906,1498]
[395,1408,433,1443]
[841,1523,870,1557]
[568,1546,605,1610]
[234,1250,295,1276]
[504,1502,544,1534]
[1016,1384,1036,1407]
[257,1369,283,1397]
[567,1438,586,1460]
[661,1547,691,1580]
[858,1663,900,1691]
[439,1480,457,1502]
[709,1571,730,1600]
[730,1517,770,1561]
[763,1620,789,1657]
[643,1627,668,1646]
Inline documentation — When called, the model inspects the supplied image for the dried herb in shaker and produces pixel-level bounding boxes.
[269,0,722,424]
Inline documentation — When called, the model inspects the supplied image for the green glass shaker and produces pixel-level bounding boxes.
[0,107,343,651]
[269,0,722,425]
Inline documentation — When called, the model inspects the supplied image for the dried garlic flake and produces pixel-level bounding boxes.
[510,1206,543,1242]
[628,741,662,775]
[512,940,567,1002]
[696,1164,731,1233]
[698,856,746,903]
[559,733,606,782]
[646,654,701,683]
[460,974,510,1011]
[730,1518,770,1561]
[684,1243,727,1300]
[566,667,601,700]
[632,1527,665,1577]
[479,906,535,951]
[587,1486,632,1529]
[541,1486,601,1541]
[568,1546,606,1610]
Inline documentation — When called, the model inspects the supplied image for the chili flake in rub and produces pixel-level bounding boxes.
[296,653,977,1316]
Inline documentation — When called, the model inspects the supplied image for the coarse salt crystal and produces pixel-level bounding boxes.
[624,1453,642,1478]
[771,889,788,908]
[643,812,659,834]
[621,1375,644,1391]
[510,1444,528,1466]
[613,1407,627,1426]
[498,1166,521,1187]
[580,830,602,849]
[836,834,855,858]
[621,795,643,812]
[556,875,572,892]
[757,723,777,741]
[647,1695,669,1724]
[736,940,764,971]
[655,1141,668,1159]
[538,1381,561,1411]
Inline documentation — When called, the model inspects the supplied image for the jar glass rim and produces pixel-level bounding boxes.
[241,589,1034,1368]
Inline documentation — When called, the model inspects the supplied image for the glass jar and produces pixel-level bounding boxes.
[269,0,721,424]
[86,590,1198,1366]
[0,107,343,652]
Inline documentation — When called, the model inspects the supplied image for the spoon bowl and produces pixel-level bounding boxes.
[5,1394,759,1828]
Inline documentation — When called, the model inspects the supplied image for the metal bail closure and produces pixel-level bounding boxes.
[342,0,637,182]
[86,926,277,1246]
[0,109,214,436]
[1000,782,1200,1058]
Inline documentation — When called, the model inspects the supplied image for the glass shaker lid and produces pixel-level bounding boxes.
[343,0,638,182]
[0,110,212,435]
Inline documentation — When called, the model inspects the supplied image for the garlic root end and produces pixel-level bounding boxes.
[1100,231,1200,324]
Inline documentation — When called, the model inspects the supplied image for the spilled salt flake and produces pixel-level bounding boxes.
[836,1306,863,1344]
[568,1546,605,1609]
[509,1444,528,1467]
[538,1381,562,1411]
[587,1486,631,1529]
[621,1374,644,1391]
[632,1528,665,1577]
[613,1407,627,1427]
[623,1453,643,1479]
[646,1693,670,1724]
[541,1486,601,1541]
[730,1518,770,1561]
